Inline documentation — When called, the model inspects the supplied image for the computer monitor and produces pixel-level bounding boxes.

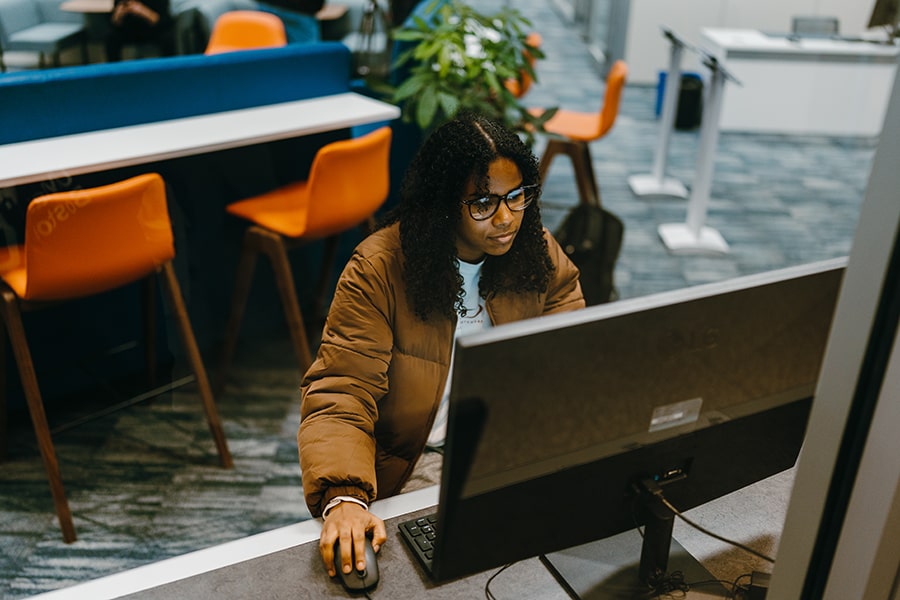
[429,257,846,597]
[791,15,839,37]
[867,0,900,39]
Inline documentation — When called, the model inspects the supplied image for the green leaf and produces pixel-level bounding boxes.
[392,73,427,101]
[392,29,427,42]
[416,85,439,130]
[437,91,460,118]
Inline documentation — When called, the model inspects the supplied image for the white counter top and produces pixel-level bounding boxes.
[702,28,900,61]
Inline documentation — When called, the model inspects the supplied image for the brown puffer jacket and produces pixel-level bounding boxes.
[298,223,584,516]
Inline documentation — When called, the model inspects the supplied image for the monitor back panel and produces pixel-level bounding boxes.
[431,258,846,581]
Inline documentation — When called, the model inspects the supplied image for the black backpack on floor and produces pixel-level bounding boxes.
[553,203,625,306]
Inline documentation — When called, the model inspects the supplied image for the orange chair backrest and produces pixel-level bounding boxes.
[23,173,174,301]
[205,11,287,55]
[597,59,628,138]
[304,126,392,239]
[505,32,542,98]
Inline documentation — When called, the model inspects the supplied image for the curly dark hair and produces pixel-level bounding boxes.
[380,112,554,321]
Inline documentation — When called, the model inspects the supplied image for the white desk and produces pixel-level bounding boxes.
[700,28,899,137]
[0,92,401,188]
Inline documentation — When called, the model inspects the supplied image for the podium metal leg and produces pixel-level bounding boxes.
[628,39,688,199]
[659,60,729,254]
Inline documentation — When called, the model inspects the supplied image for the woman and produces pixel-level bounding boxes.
[298,113,585,577]
[105,0,175,61]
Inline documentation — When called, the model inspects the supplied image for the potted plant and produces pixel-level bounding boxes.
[384,0,556,137]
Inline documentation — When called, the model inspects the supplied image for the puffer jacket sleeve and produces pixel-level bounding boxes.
[298,248,395,517]
[542,228,586,314]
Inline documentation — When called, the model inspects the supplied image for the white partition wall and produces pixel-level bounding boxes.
[768,54,900,599]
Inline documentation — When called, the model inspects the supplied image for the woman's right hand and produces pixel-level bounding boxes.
[319,502,387,577]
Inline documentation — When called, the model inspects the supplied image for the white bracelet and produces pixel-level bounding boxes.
[322,495,369,519]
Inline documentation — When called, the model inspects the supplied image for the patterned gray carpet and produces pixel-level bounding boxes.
[0,1,876,597]
[1,338,309,599]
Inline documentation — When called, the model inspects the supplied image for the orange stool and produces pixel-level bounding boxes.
[530,59,628,206]
[217,126,392,388]
[205,11,287,55]
[0,173,232,543]
[505,32,542,99]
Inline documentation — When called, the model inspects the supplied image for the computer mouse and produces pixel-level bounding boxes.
[333,538,379,592]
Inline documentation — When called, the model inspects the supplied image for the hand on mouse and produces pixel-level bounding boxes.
[319,502,386,577]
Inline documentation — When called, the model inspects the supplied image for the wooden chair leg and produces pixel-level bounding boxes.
[142,276,157,387]
[0,289,76,543]
[256,229,313,374]
[569,141,601,206]
[539,138,601,207]
[158,263,233,469]
[538,138,564,184]
[313,235,340,323]
[0,314,7,463]
[215,228,262,397]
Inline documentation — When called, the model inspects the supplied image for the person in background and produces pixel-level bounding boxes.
[255,0,323,43]
[298,112,585,579]
[105,0,175,61]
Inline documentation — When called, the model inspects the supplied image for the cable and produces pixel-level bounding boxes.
[729,573,753,599]
[631,483,770,597]
[648,570,690,597]
[656,494,775,564]
[629,488,754,598]
[683,576,751,599]
[484,563,514,600]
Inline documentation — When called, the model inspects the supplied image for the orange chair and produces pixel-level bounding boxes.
[0,173,232,543]
[217,126,392,388]
[530,59,628,206]
[505,32,542,99]
[204,10,287,55]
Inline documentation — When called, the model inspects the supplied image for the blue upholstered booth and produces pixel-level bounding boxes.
[0,42,369,408]
[0,41,351,143]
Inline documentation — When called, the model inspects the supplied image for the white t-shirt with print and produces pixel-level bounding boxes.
[426,258,490,448]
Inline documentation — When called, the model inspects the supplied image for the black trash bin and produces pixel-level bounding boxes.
[656,71,704,131]
[675,73,704,130]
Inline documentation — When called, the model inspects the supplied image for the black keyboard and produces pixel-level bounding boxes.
[398,513,438,575]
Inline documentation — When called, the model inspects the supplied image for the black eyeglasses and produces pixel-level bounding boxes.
[461,184,540,221]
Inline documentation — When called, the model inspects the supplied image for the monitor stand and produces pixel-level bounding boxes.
[542,529,728,599]
[542,482,729,599]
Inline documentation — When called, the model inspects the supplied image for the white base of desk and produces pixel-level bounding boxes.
[628,173,689,198]
[658,222,730,254]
